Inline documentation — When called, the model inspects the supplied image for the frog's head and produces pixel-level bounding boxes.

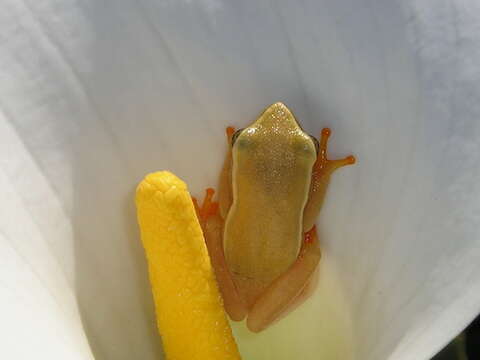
[231,102,319,156]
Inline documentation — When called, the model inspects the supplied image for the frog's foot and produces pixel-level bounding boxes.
[247,226,321,333]
[193,188,248,321]
[316,128,356,176]
[303,128,356,231]
[192,188,219,226]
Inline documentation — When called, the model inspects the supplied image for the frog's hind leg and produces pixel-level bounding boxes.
[246,227,321,333]
[276,264,320,322]
[303,128,356,232]
[193,188,247,321]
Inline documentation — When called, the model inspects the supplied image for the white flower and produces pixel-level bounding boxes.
[1,0,479,359]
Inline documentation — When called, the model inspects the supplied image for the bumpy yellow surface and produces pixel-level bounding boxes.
[136,171,241,360]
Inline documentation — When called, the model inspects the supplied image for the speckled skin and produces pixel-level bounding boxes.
[136,171,241,360]
[225,103,317,294]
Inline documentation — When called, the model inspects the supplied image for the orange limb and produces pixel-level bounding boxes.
[193,188,218,224]
[303,128,355,231]
[226,126,235,140]
[218,126,235,218]
[316,128,356,174]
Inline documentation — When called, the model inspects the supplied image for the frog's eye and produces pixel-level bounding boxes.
[231,128,245,147]
[309,135,320,155]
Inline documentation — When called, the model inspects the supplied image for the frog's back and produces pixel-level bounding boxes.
[223,103,316,301]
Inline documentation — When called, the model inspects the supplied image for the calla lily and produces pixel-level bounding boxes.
[1,0,480,359]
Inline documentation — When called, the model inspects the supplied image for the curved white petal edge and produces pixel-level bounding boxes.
[1,0,479,359]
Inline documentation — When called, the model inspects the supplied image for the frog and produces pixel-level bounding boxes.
[193,102,355,332]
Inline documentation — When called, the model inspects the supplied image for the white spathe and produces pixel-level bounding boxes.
[1,0,479,359]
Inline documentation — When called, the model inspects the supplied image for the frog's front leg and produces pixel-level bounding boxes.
[303,128,356,231]
[247,227,321,333]
[217,126,235,219]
